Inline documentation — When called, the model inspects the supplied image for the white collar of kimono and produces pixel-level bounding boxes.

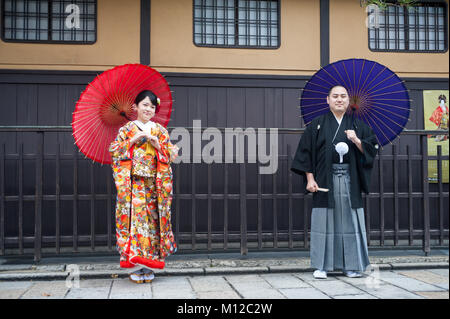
[332,112,344,125]
[134,120,156,134]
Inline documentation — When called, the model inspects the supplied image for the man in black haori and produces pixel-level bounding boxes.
[291,85,379,279]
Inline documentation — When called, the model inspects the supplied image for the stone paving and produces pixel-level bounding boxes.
[0,268,448,299]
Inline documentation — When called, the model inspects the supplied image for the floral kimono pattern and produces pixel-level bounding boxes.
[109,121,178,269]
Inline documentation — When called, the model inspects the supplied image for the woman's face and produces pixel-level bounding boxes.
[135,96,156,123]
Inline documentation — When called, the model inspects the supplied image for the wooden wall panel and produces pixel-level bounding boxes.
[0,70,448,249]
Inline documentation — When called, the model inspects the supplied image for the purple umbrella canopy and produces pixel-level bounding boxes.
[300,58,411,146]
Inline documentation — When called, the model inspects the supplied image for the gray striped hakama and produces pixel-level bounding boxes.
[310,164,370,272]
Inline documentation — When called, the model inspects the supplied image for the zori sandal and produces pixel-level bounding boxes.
[129,269,145,284]
[142,268,155,283]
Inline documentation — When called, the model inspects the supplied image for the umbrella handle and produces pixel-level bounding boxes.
[351,107,358,130]
[120,111,131,121]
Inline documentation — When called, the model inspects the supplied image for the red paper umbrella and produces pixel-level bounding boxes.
[72,64,173,165]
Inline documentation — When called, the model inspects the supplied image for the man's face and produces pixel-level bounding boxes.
[327,86,349,115]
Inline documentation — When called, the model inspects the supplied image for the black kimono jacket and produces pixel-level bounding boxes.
[291,111,379,209]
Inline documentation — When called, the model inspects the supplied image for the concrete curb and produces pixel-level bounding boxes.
[0,272,70,281]
[0,262,447,282]
[390,262,449,270]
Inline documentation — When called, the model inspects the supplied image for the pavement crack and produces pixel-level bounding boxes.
[223,275,244,299]
[107,279,114,299]
[17,282,34,299]
[335,276,380,299]
[187,276,199,299]
[375,272,444,298]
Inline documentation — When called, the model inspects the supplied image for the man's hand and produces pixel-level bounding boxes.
[306,172,319,193]
[344,130,360,144]
[344,130,363,153]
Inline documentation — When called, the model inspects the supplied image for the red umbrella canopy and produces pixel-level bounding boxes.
[72,64,173,165]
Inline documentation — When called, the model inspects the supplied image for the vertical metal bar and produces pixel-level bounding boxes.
[267,0,271,45]
[272,161,277,249]
[379,150,384,246]
[256,0,260,47]
[303,180,309,249]
[365,144,371,246]
[90,162,95,251]
[106,168,112,251]
[82,0,87,42]
[257,159,262,250]
[175,163,180,249]
[266,0,270,45]
[266,0,271,47]
[24,0,29,40]
[234,0,239,46]
[287,145,293,249]
[213,0,217,45]
[240,159,247,256]
[421,135,430,255]
[425,6,429,51]
[11,0,16,39]
[386,5,390,49]
[395,6,399,50]
[397,6,401,50]
[407,145,414,246]
[393,144,399,246]
[55,143,60,254]
[375,17,379,50]
[437,145,443,246]
[434,5,439,51]
[225,0,229,45]
[365,187,371,246]
[73,144,78,252]
[0,144,5,256]
[224,162,228,250]
[34,0,40,38]
[48,0,52,41]
[245,0,249,46]
[207,164,212,251]
[415,7,419,50]
[191,162,196,251]
[404,7,409,50]
[201,0,205,44]
[34,132,43,262]
[19,143,24,254]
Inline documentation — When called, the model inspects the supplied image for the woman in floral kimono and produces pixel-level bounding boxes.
[429,94,448,142]
[109,90,178,284]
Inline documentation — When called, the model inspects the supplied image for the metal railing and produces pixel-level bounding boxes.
[0,126,448,261]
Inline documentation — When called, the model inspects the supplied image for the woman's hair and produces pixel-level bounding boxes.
[134,90,160,113]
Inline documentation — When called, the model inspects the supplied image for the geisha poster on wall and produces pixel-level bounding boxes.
[423,90,449,183]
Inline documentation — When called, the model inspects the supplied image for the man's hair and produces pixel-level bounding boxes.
[328,85,348,96]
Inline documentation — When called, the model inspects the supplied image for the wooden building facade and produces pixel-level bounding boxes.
[0,0,448,259]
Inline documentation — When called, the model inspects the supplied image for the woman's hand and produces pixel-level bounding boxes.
[148,135,161,152]
[130,132,147,145]
[130,131,162,152]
